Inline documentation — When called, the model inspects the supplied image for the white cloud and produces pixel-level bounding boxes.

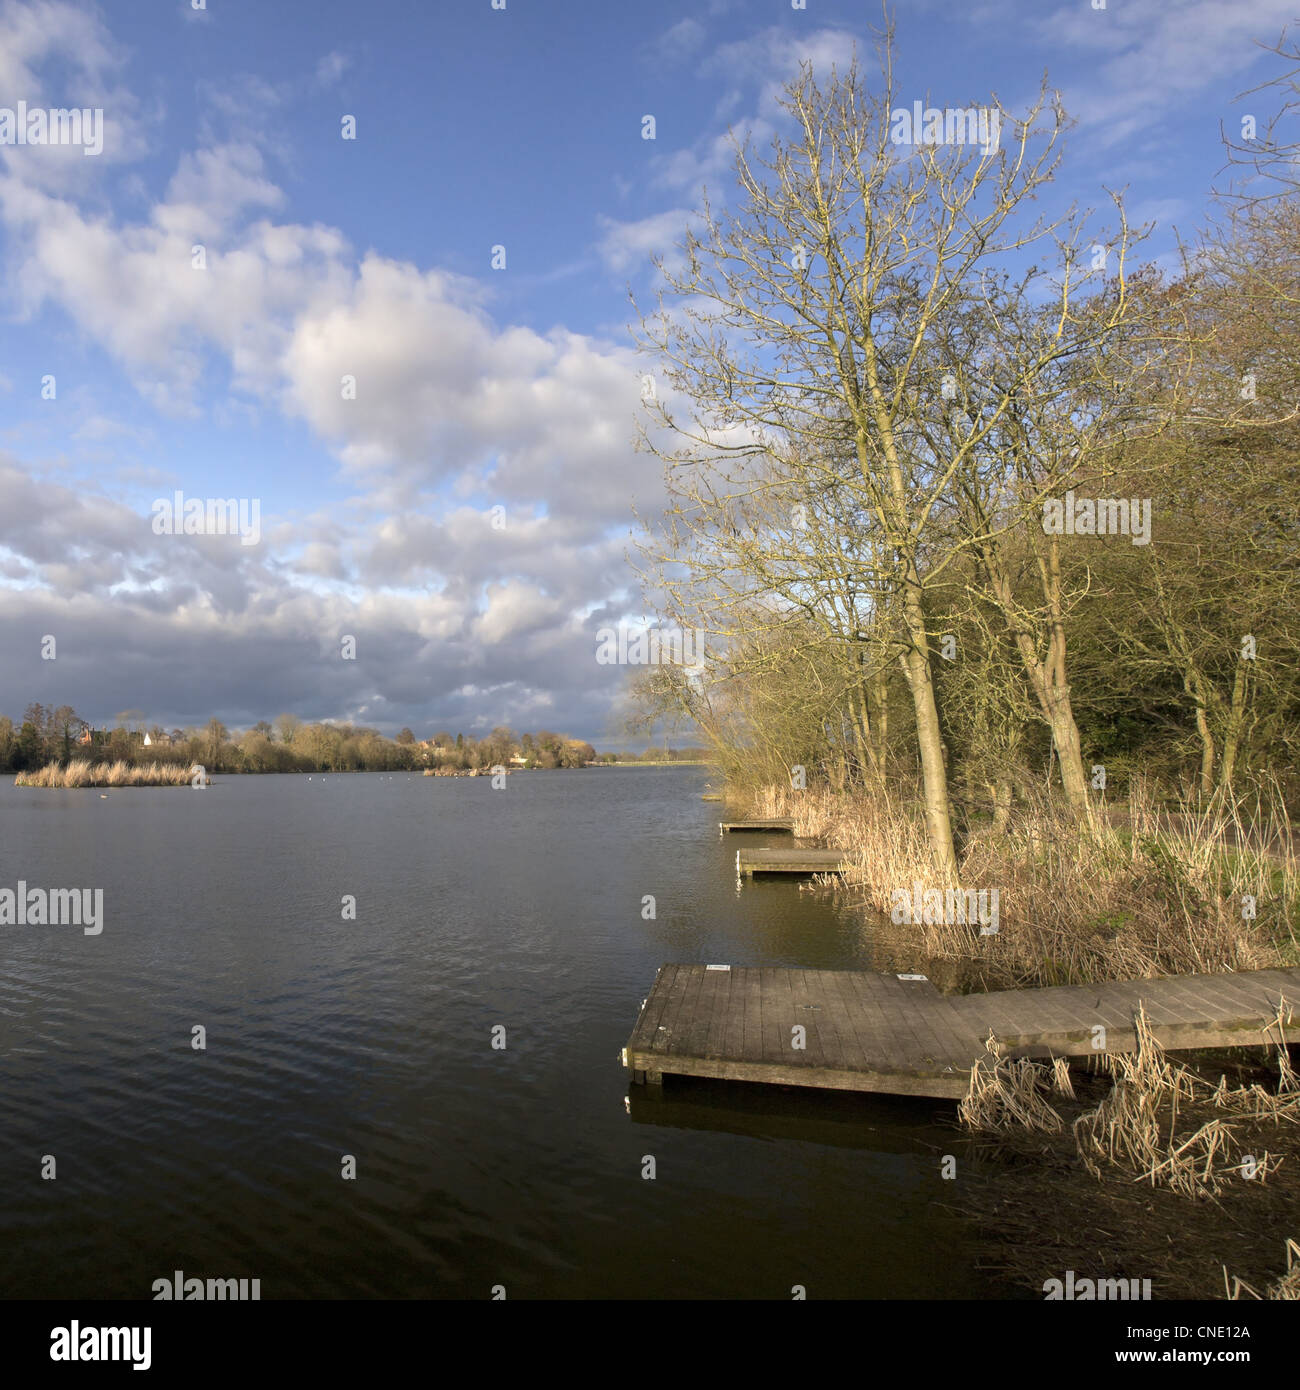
[1031,0,1297,146]
[654,18,706,64]
[704,26,862,116]
[315,50,351,86]
[595,208,698,274]
[0,0,707,738]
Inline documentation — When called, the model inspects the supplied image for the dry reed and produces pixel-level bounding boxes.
[751,776,1297,990]
[1225,1238,1300,1300]
[957,1035,1067,1133]
[962,1003,1297,1200]
[14,760,193,788]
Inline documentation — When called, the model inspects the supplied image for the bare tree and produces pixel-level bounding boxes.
[634,34,1094,874]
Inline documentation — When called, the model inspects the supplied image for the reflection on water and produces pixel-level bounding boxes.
[0,767,993,1299]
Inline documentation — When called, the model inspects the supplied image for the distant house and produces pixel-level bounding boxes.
[509,755,527,767]
[143,731,152,747]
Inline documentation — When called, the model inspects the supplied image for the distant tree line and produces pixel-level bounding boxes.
[0,704,706,774]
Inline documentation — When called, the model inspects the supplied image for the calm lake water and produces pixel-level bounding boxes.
[0,766,995,1299]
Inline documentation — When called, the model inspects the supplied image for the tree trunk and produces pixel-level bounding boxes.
[991,776,1012,835]
[898,574,958,879]
[1219,658,1250,791]
[1045,689,1092,812]
[855,345,956,877]
[873,668,890,772]
[1182,667,1216,797]
[982,544,1091,819]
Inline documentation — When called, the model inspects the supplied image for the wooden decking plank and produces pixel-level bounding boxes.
[737,848,849,876]
[625,965,1300,1098]
[795,973,834,1067]
[1245,970,1300,1007]
[978,992,1135,1050]
[1184,972,1286,1016]
[775,967,824,1069]
[848,972,935,1071]
[826,969,907,1074]
[915,993,983,1074]
[692,966,731,1054]
[869,974,949,1069]
[784,973,834,1067]
[803,968,856,1069]
[627,964,679,1053]
[1147,973,1266,1017]
[1088,979,1197,1023]
[862,976,936,1068]
[986,984,1119,1038]
[652,962,697,1057]
[719,966,748,1062]
[1139,980,1247,1027]
[740,966,765,1066]
[667,964,713,1056]
[954,985,1063,1042]
[757,967,788,1066]
[832,969,904,1070]
[702,966,735,1061]
[719,819,794,832]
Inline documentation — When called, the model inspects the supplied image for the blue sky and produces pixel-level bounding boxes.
[0,0,1293,743]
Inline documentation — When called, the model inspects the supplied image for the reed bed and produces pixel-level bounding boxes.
[751,777,1298,990]
[957,1036,1069,1133]
[14,759,193,788]
[965,1003,1297,1201]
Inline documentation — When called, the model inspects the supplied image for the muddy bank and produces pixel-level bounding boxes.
[946,1051,1300,1300]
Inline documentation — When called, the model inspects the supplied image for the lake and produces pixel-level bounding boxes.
[0,766,994,1298]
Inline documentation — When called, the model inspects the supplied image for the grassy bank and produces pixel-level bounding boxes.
[745,779,1298,992]
[734,775,1299,1280]
[14,759,194,788]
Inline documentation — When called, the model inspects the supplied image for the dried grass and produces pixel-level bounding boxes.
[752,776,1297,990]
[1075,1005,1295,1197]
[958,1035,1066,1133]
[964,1003,1297,1201]
[14,760,193,788]
[1225,1238,1300,1300]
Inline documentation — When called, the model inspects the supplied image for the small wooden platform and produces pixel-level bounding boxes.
[736,848,849,875]
[624,964,1299,1098]
[720,818,794,833]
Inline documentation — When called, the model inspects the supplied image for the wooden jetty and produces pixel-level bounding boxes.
[719,818,794,833]
[736,847,849,876]
[624,964,1299,1098]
